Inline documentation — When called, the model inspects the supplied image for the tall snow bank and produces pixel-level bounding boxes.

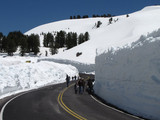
[94,29,160,120]
[0,59,78,99]
[38,58,95,73]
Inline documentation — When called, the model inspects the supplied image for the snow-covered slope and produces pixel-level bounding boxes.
[25,5,160,64]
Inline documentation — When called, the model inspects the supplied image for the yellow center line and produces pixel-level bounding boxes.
[57,77,90,120]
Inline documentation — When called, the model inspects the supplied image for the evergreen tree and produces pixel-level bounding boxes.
[109,17,113,24]
[84,32,90,41]
[66,32,72,49]
[107,14,112,17]
[77,15,81,19]
[97,21,102,28]
[47,33,54,47]
[92,14,96,18]
[6,38,16,56]
[27,34,40,55]
[7,31,24,48]
[55,31,66,48]
[83,15,89,18]
[102,14,107,17]
[96,15,100,17]
[6,32,18,56]
[19,36,28,56]
[49,36,57,55]
[43,33,47,47]
[78,33,85,44]
[0,32,3,52]
[43,33,53,47]
[2,36,7,52]
[15,31,24,46]
[50,45,57,55]
[73,16,76,19]
[72,32,77,47]
[33,34,40,55]
[27,35,32,52]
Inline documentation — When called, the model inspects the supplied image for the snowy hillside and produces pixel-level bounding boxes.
[26,5,160,64]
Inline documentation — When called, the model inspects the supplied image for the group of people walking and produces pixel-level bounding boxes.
[74,78,86,94]
[74,77,94,94]
[66,74,94,94]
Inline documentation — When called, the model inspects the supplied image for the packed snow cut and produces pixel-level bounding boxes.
[94,29,160,120]
[0,57,78,99]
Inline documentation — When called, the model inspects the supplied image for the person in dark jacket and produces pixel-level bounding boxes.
[74,76,77,80]
[66,74,70,87]
[82,79,86,92]
[87,79,93,94]
[78,79,83,94]
[74,82,78,94]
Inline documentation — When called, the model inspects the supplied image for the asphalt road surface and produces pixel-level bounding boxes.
[1,74,141,120]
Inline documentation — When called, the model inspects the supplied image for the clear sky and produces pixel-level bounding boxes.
[0,0,160,35]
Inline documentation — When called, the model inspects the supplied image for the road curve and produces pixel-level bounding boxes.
[1,74,142,120]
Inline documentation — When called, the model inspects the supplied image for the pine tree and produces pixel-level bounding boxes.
[49,36,57,55]
[78,33,85,44]
[109,17,113,24]
[27,35,32,52]
[43,33,53,47]
[77,15,81,19]
[102,14,107,17]
[92,14,96,18]
[33,34,40,55]
[27,34,40,55]
[6,32,18,56]
[73,16,76,19]
[72,32,77,47]
[6,38,16,56]
[47,33,54,47]
[19,36,28,56]
[55,31,66,48]
[43,33,47,47]
[97,21,102,28]
[83,15,89,18]
[66,32,72,49]
[7,31,24,48]
[107,14,112,17]
[84,32,90,41]
[2,36,7,52]
[0,32,3,52]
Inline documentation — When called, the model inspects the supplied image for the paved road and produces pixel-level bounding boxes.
[1,74,141,120]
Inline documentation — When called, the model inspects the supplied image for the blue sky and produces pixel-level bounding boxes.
[0,0,160,35]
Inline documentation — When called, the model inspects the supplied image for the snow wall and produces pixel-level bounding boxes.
[38,58,95,73]
[94,33,160,120]
[0,61,78,99]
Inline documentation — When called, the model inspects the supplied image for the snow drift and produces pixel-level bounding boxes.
[0,57,78,99]
[38,58,95,73]
[94,29,160,120]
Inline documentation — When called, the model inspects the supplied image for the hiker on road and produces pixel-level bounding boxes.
[66,74,70,87]
[74,82,78,94]
[78,79,83,94]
